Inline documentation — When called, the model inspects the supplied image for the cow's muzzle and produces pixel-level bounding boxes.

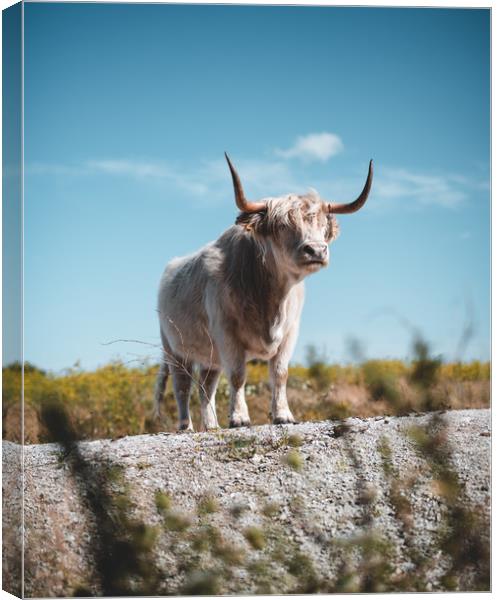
[300,242,329,265]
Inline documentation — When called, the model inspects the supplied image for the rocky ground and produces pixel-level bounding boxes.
[2,408,491,597]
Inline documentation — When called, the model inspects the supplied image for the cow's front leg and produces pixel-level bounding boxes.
[269,359,296,425]
[227,364,251,428]
[269,324,300,424]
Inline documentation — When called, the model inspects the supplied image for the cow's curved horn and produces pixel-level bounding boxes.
[328,160,373,214]
[225,152,266,213]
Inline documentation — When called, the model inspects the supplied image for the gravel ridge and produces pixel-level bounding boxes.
[2,408,490,596]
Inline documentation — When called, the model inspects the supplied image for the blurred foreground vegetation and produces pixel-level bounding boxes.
[2,351,490,444]
[4,337,490,593]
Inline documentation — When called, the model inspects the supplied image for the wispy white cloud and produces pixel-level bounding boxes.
[281,164,487,211]
[28,157,298,200]
[275,132,344,162]
[372,167,479,209]
[89,160,173,179]
[89,157,300,200]
[26,154,487,211]
[88,159,209,195]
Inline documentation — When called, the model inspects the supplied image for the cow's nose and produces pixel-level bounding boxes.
[302,243,328,261]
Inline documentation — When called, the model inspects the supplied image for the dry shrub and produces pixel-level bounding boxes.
[2,355,490,444]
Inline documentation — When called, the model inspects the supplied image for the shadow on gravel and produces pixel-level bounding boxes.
[40,397,163,596]
[37,333,489,595]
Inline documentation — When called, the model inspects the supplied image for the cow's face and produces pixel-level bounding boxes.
[226,153,372,278]
[245,193,339,278]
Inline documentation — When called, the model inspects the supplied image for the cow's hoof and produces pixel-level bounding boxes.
[229,418,251,428]
[273,416,298,425]
[201,424,220,432]
[177,422,195,433]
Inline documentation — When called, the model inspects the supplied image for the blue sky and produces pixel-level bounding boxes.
[18,3,489,371]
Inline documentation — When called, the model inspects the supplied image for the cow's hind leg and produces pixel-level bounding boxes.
[171,361,194,431]
[199,368,220,430]
[153,354,170,420]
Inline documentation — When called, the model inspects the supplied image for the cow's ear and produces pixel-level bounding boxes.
[236,210,269,235]
[326,214,340,242]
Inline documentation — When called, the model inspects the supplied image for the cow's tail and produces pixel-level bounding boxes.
[153,354,170,421]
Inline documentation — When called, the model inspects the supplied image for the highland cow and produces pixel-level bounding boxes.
[155,154,373,430]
